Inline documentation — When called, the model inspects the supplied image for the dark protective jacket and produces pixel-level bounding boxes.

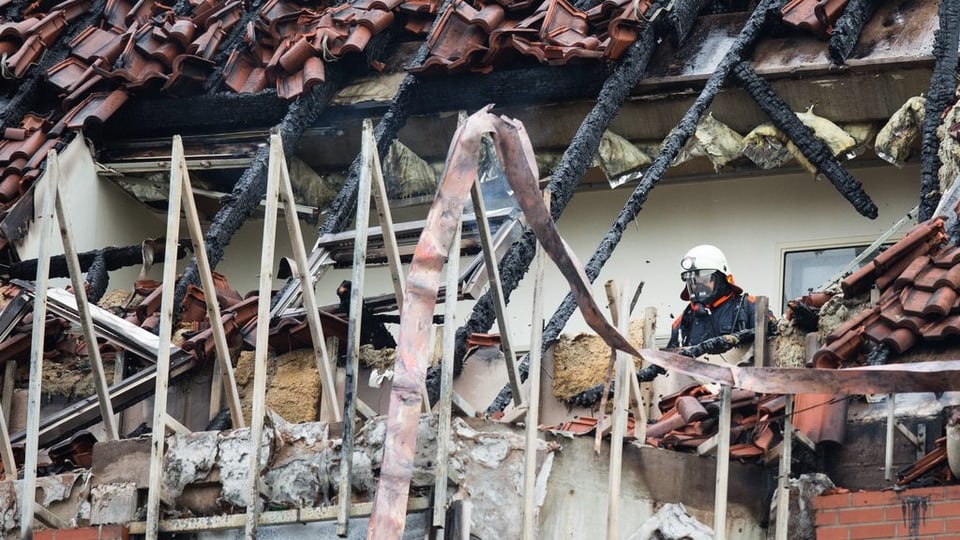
[667,285,775,349]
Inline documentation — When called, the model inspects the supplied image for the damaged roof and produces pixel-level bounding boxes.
[0,0,940,260]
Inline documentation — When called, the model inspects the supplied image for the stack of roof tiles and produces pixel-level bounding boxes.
[814,216,960,368]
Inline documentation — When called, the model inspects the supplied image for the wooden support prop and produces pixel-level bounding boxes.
[243,133,285,540]
[55,152,119,441]
[594,280,620,455]
[20,232,51,537]
[754,296,768,367]
[368,134,406,312]
[471,178,523,407]
[606,281,632,540]
[433,220,462,537]
[275,137,341,422]
[338,120,376,537]
[145,139,191,540]
[522,189,548,540]
[713,384,732,540]
[174,140,245,430]
[774,394,794,540]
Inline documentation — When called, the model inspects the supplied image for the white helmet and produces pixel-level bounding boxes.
[680,244,729,276]
[680,245,730,303]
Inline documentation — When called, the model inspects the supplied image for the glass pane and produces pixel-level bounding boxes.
[782,246,864,309]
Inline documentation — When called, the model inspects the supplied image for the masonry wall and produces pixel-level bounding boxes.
[814,485,960,540]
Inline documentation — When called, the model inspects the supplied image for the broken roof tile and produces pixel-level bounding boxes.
[63,89,130,129]
[223,50,268,94]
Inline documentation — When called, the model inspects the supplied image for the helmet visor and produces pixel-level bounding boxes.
[682,269,717,303]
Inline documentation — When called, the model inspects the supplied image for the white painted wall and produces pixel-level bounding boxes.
[43,139,916,352]
[315,162,920,348]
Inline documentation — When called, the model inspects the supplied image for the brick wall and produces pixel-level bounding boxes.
[814,485,960,540]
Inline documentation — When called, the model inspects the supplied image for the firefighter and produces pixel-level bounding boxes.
[667,244,775,349]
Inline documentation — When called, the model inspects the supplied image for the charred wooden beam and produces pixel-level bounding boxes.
[484,0,785,413]
[732,61,878,218]
[203,0,276,92]
[0,0,108,132]
[3,241,189,281]
[659,0,710,47]
[84,252,109,304]
[429,8,663,406]
[918,0,960,221]
[827,0,879,64]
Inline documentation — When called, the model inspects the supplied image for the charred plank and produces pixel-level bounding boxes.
[3,241,189,281]
[732,61,878,218]
[828,0,879,64]
[918,0,960,221]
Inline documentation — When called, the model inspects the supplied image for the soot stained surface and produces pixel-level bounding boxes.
[919,0,960,221]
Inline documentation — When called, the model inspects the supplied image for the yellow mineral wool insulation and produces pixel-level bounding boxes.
[594,130,653,178]
[552,319,646,401]
[674,113,745,171]
[875,95,926,166]
[384,140,437,199]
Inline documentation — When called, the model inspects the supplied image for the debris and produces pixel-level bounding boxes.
[627,502,713,540]
[766,473,835,540]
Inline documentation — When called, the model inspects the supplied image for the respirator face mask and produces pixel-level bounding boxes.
[682,269,717,304]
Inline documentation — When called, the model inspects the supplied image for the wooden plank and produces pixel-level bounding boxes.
[245,133,284,540]
[0,405,16,479]
[113,351,125,430]
[176,149,245,429]
[127,497,431,534]
[595,280,619,456]
[433,220,462,536]
[754,296,768,367]
[606,281,631,540]
[471,179,522,406]
[368,131,406,312]
[337,119,374,537]
[55,170,118,441]
[775,395,794,540]
[275,135,341,423]
[1,361,15,425]
[885,393,895,481]
[145,138,188,540]
[20,150,58,540]
[522,189,548,540]
[713,385,732,540]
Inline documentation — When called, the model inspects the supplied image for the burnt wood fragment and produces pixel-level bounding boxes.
[4,241,189,281]
[918,0,960,221]
[827,0,879,64]
[485,0,785,413]
[659,0,711,46]
[84,252,109,304]
[732,61,878,219]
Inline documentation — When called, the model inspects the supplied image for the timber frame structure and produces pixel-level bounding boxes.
[0,0,957,538]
